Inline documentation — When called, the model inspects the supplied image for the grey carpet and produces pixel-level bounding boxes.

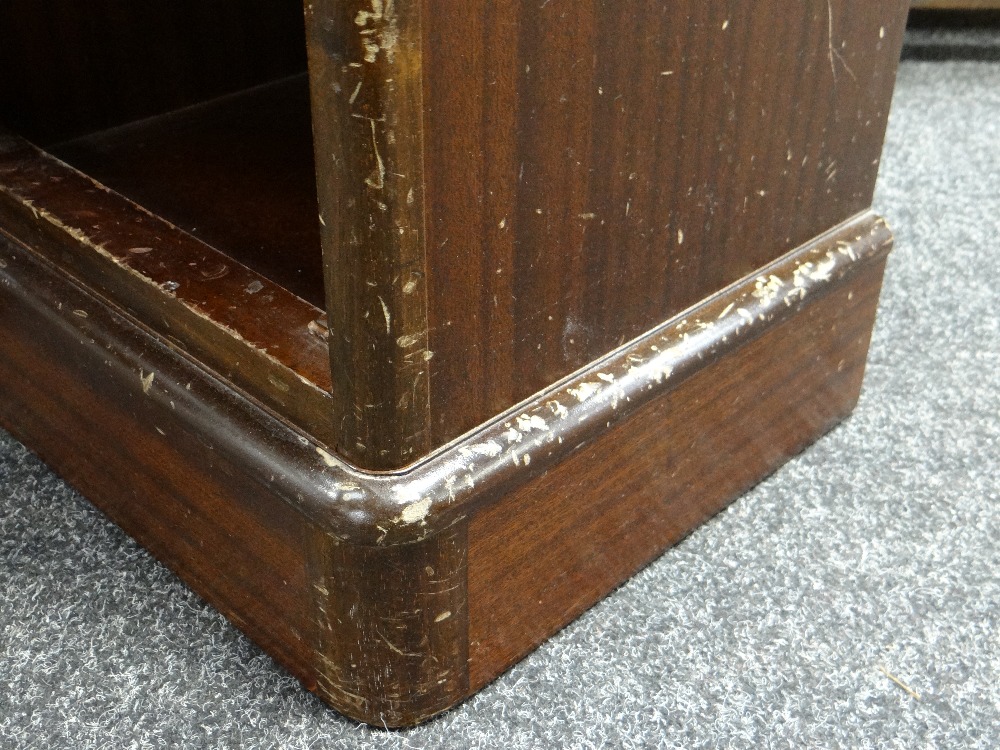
[2,59,999,750]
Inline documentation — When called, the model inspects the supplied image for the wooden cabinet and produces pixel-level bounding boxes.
[0,1,909,727]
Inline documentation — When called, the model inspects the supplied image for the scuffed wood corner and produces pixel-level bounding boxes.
[307,520,469,728]
[0,202,895,727]
[304,0,432,471]
[12,208,889,554]
[284,211,894,549]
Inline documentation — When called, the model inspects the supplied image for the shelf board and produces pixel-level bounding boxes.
[51,74,324,307]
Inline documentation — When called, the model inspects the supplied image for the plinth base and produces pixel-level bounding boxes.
[0,213,891,727]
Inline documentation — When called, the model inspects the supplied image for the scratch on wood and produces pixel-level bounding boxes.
[365,119,386,190]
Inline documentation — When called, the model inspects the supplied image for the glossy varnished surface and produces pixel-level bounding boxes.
[466,257,888,691]
[0,233,316,687]
[0,0,907,728]
[0,230,470,726]
[303,0,908,468]
[0,133,336,446]
[0,210,891,725]
[305,0,433,469]
[421,0,908,449]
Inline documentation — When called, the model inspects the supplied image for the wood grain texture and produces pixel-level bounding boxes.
[298,0,907,468]
[310,522,469,726]
[51,76,324,308]
[0,132,337,446]
[911,1,1000,8]
[305,0,433,470]
[1,2,908,471]
[0,0,908,726]
[466,255,888,691]
[420,0,908,451]
[0,230,469,727]
[0,232,316,686]
[0,209,891,726]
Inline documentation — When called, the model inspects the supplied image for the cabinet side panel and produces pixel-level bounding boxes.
[422,0,907,447]
[466,258,887,691]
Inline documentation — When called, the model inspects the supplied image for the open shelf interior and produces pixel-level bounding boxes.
[50,76,324,307]
[0,1,325,308]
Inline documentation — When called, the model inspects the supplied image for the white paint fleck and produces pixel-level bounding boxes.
[365,119,386,190]
[392,483,423,505]
[793,263,812,288]
[547,400,569,419]
[399,498,432,525]
[568,381,601,403]
[316,446,338,467]
[752,275,784,306]
[837,241,858,261]
[516,414,548,432]
[397,333,422,348]
[468,440,503,458]
[354,0,399,64]
[652,364,674,384]
[378,295,391,334]
[810,253,837,282]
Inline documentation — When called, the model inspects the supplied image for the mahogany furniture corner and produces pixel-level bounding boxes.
[0,1,909,727]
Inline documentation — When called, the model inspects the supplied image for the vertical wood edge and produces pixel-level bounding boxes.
[304,0,431,470]
[307,520,470,727]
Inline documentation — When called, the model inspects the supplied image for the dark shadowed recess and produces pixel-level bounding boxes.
[905,9,1000,60]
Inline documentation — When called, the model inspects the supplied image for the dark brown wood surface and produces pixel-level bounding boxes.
[0,204,891,725]
[0,228,470,726]
[421,0,906,449]
[466,256,887,691]
[305,0,908,469]
[306,0,434,469]
[52,76,324,307]
[0,132,337,446]
[0,232,318,688]
[0,0,908,727]
[310,522,470,724]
